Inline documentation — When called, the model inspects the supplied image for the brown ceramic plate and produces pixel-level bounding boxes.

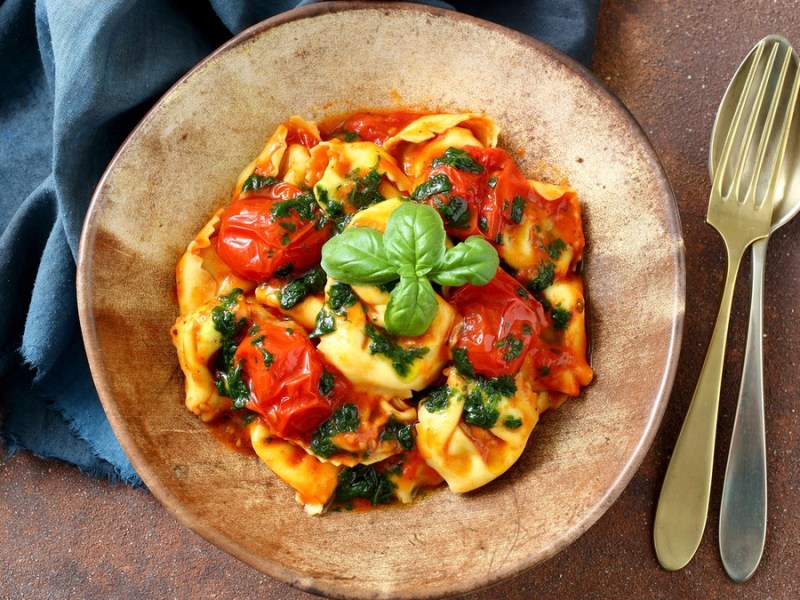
[77,3,684,598]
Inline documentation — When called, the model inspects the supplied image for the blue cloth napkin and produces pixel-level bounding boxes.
[0,0,599,486]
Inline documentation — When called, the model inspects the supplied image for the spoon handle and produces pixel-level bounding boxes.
[654,240,747,571]
[719,238,768,582]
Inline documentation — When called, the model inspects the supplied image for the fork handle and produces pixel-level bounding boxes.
[719,238,768,582]
[654,241,747,571]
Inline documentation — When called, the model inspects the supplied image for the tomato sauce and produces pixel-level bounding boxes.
[318,110,425,145]
[205,412,256,457]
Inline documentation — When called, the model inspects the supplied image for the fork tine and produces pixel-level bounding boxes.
[763,52,800,207]
[713,41,767,197]
[747,45,799,208]
[728,42,780,202]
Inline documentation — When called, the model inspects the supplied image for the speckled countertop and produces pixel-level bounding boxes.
[3,1,800,598]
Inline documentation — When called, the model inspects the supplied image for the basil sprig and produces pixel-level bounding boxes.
[321,203,499,337]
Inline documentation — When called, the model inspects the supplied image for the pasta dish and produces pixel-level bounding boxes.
[171,111,593,514]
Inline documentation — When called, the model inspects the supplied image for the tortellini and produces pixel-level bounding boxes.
[315,283,456,397]
[171,111,592,514]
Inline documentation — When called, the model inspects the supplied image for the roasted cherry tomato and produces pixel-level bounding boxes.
[417,146,531,243]
[319,111,423,145]
[234,316,345,438]
[216,181,331,282]
[449,269,546,379]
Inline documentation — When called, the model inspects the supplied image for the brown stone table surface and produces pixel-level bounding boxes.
[3,1,800,598]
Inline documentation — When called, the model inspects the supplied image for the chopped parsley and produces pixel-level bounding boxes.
[422,385,452,413]
[309,305,336,338]
[333,212,352,233]
[538,366,551,377]
[271,192,317,220]
[527,261,555,293]
[430,147,484,174]
[315,185,333,214]
[495,334,524,361]
[510,195,525,224]
[241,411,258,425]
[552,305,572,330]
[211,289,247,388]
[310,403,359,458]
[462,375,517,429]
[328,282,358,314]
[210,291,256,410]
[214,363,249,409]
[261,348,274,369]
[411,174,452,201]
[335,464,396,506]
[481,375,517,398]
[279,267,326,309]
[504,415,523,429]
[452,346,477,378]
[379,419,415,450]
[318,370,335,396]
[433,196,470,228]
[347,169,384,210]
[463,388,500,429]
[364,323,429,377]
[549,238,567,260]
[241,174,278,192]
[274,262,294,278]
[308,282,356,339]
[488,176,498,188]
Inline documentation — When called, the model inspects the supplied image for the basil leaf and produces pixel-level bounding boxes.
[384,276,438,337]
[429,236,499,287]
[320,227,398,284]
[383,203,446,277]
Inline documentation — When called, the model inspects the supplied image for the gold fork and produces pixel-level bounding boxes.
[654,38,800,571]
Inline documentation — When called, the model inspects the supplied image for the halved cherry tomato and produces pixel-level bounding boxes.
[234,316,346,438]
[417,146,531,243]
[449,269,546,379]
[319,111,423,145]
[217,182,331,282]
